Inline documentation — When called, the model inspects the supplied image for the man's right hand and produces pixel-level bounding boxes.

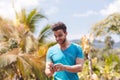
[48,62,55,73]
[45,62,55,77]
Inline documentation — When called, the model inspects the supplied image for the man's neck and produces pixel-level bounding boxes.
[60,40,70,50]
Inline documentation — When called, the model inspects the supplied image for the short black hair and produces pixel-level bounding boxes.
[51,22,67,33]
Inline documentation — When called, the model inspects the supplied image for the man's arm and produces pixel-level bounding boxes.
[64,58,84,72]
[45,62,54,77]
[54,58,84,73]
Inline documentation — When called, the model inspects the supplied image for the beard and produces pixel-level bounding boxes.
[61,38,66,44]
[57,38,66,44]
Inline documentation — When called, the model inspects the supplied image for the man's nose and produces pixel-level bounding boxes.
[56,37,59,40]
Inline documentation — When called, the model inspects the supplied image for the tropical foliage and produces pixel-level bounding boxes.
[0,7,53,80]
[91,13,120,37]
[80,34,120,80]
[15,8,46,33]
[79,12,120,80]
[0,3,120,80]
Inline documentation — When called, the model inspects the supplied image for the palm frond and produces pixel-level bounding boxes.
[29,12,46,32]
[38,24,53,44]
[0,48,19,68]
[20,55,51,79]
[20,9,27,24]
[27,9,37,25]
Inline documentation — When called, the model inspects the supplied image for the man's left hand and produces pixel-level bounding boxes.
[54,64,65,71]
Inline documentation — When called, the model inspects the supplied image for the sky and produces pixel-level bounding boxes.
[0,0,120,42]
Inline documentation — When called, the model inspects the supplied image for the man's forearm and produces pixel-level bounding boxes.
[63,64,83,73]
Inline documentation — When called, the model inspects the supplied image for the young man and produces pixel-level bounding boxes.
[45,22,84,80]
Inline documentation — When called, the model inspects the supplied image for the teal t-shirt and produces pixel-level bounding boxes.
[46,43,84,80]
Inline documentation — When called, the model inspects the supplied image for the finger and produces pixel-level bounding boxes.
[53,66,57,72]
[55,65,60,71]
[49,65,54,70]
[49,63,53,66]
[48,63,54,69]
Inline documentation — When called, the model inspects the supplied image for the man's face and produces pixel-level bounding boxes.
[53,29,67,44]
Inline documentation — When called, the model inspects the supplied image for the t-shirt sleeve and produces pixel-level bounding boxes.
[46,48,52,62]
[76,45,84,59]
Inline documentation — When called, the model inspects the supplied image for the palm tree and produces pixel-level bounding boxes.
[0,3,55,79]
[13,8,48,53]
[0,23,53,80]
[15,8,46,33]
